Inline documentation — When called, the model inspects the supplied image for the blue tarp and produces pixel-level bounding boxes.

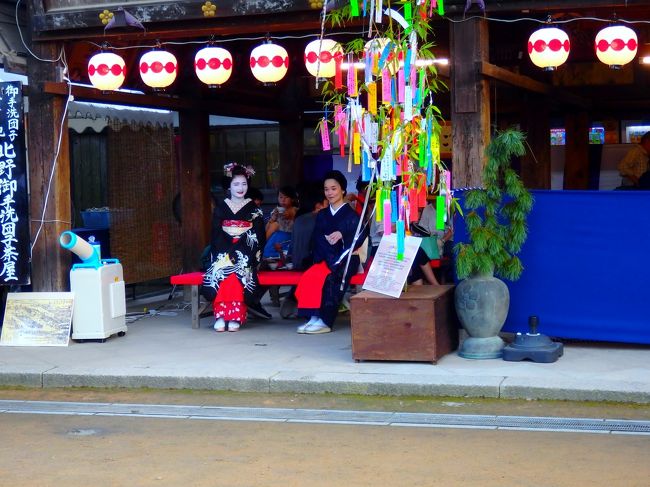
[454,190,650,345]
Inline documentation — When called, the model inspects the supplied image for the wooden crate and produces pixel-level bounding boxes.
[350,286,459,364]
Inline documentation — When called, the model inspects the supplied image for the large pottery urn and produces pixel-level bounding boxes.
[455,272,510,359]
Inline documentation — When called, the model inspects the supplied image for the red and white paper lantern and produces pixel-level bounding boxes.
[88,52,125,91]
[528,26,570,71]
[139,49,178,89]
[195,46,233,87]
[595,25,638,68]
[304,39,342,78]
[250,42,289,84]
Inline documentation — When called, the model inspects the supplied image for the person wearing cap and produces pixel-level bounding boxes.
[294,170,365,334]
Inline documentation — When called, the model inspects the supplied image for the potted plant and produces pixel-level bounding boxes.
[454,128,534,359]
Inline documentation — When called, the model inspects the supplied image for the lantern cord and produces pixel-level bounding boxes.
[15,0,63,63]
[445,15,650,25]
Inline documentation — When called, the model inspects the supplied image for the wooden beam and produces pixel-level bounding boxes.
[564,110,591,189]
[27,42,72,292]
[450,17,490,189]
[43,81,293,121]
[178,110,211,273]
[444,0,650,14]
[33,0,320,35]
[480,62,591,109]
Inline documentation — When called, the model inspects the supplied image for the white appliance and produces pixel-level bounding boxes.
[60,231,127,342]
[69,263,127,341]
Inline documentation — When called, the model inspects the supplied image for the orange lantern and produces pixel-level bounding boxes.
[528,26,570,71]
[595,25,638,69]
[250,41,289,84]
[304,39,342,78]
[88,51,125,91]
[139,49,178,89]
[195,46,233,87]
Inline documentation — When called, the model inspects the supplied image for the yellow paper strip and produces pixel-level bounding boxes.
[367,81,377,115]
[353,131,361,165]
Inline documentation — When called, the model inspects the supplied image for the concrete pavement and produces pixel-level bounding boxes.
[0,293,649,403]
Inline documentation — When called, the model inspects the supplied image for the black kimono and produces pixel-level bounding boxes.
[201,199,265,323]
[297,203,363,327]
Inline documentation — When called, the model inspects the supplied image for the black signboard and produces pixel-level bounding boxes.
[0,81,30,285]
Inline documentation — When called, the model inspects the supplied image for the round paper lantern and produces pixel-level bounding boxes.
[88,52,125,91]
[250,42,289,84]
[139,49,178,89]
[595,25,638,68]
[304,39,342,78]
[527,26,570,70]
[364,38,399,74]
[195,46,233,87]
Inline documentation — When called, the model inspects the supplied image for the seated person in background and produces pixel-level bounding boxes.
[263,186,298,259]
[279,187,328,319]
[617,131,650,188]
[417,199,453,258]
[245,187,264,208]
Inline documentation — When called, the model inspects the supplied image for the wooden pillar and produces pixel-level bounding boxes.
[450,17,491,189]
[564,111,590,189]
[178,110,211,272]
[26,40,71,292]
[520,94,551,189]
[279,118,303,187]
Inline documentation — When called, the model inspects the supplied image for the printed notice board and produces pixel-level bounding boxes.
[362,233,420,297]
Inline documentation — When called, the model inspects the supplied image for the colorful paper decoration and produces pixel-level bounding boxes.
[139,49,178,89]
[194,46,233,87]
[595,25,638,68]
[250,41,289,84]
[304,39,343,78]
[88,51,125,91]
[527,26,570,71]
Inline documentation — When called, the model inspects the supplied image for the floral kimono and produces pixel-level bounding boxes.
[202,198,265,324]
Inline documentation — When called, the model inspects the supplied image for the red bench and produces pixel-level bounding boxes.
[170,269,370,329]
[170,259,448,329]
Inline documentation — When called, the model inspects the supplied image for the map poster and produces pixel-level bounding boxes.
[362,233,421,298]
[1,292,74,347]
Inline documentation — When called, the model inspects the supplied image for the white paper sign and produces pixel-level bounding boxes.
[362,234,421,297]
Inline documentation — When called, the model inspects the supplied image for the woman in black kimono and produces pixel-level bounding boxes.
[202,164,265,332]
[295,170,364,334]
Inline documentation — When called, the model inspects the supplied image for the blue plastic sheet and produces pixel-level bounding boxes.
[454,190,650,344]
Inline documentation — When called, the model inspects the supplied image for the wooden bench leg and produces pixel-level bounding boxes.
[191,285,200,329]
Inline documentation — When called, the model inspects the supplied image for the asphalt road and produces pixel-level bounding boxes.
[1,389,649,487]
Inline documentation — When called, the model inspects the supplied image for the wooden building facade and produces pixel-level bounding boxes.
[14,0,650,291]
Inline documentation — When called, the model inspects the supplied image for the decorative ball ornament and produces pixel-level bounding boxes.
[527,26,570,71]
[139,49,178,89]
[250,42,289,84]
[88,51,126,91]
[195,46,233,87]
[595,25,638,69]
[304,39,342,78]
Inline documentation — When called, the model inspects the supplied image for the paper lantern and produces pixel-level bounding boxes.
[304,39,342,78]
[88,52,125,91]
[250,41,289,84]
[595,25,638,68]
[139,49,178,89]
[195,46,233,87]
[527,26,570,70]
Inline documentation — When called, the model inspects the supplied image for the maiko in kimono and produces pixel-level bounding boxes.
[202,163,265,332]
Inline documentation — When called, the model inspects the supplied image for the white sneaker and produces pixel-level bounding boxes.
[228,321,240,332]
[297,316,319,334]
[214,318,226,332]
[304,320,332,334]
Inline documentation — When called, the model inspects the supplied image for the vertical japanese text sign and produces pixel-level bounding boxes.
[0,82,30,285]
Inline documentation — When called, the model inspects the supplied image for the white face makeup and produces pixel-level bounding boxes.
[230,175,248,201]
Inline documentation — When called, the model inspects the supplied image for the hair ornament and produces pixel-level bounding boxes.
[224,162,255,178]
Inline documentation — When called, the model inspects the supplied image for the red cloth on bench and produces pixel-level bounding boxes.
[294,262,331,309]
